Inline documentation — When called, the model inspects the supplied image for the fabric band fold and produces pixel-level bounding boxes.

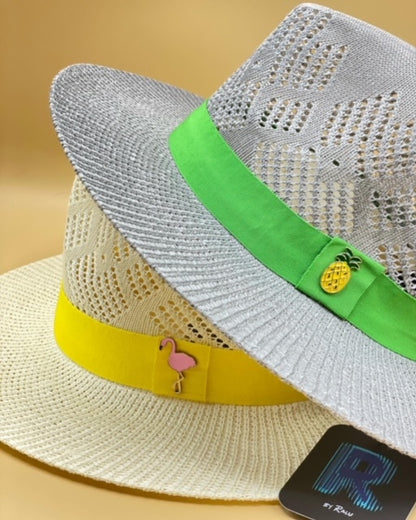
[169,102,416,361]
[54,286,306,405]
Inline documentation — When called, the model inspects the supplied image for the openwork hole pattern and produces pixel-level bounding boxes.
[267,13,347,92]
[208,5,416,298]
[370,187,416,230]
[63,178,234,348]
[207,80,261,132]
[377,243,416,294]
[209,6,347,133]
[259,99,313,134]
[320,92,416,181]
[254,142,355,237]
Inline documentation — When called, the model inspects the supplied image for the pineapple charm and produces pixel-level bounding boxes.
[320,248,362,294]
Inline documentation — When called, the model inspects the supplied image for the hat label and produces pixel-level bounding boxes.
[279,425,416,520]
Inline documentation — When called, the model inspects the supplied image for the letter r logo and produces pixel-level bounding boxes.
[313,443,397,511]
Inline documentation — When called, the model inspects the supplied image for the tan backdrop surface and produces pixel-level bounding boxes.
[1,1,415,518]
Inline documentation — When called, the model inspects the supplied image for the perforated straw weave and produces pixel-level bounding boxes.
[208,4,416,297]
[65,178,233,348]
[0,179,340,500]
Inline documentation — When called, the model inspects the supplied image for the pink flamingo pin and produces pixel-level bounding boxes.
[159,337,197,393]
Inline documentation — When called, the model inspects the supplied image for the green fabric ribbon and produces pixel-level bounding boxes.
[169,101,416,361]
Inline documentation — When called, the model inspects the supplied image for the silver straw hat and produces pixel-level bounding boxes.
[47,3,416,456]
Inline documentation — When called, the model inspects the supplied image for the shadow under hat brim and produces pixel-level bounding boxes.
[50,64,416,458]
[0,256,340,500]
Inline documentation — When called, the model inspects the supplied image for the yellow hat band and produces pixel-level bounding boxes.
[54,287,306,406]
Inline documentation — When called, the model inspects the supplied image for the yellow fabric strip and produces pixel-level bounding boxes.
[54,287,306,406]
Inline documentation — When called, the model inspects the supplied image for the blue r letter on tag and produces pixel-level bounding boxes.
[313,443,397,511]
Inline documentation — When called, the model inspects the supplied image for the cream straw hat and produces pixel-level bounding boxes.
[48,2,416,456]
[0,175,339,500]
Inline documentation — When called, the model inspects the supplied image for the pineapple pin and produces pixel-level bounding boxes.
[320,248,362,294]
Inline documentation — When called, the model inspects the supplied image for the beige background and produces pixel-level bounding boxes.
[1,1,415,518]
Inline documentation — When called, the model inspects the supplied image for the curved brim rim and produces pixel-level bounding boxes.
[49,64,416,458]
[0,256,340,500]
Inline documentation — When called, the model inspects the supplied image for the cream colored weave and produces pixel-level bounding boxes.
[0,255,341,500]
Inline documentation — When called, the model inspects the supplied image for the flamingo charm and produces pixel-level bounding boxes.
[159,337,197,394]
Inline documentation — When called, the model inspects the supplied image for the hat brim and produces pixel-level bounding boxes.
[0,256,340,500]
[49,64,416,457]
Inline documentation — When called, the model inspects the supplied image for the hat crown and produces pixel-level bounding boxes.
[63,178,233,348]
[208,3,416,296]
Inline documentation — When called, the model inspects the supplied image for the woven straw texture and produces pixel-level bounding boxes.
[0,180,340,499]
[49,3,416,457]
[64,178,234,347]
[208,3,416,297]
